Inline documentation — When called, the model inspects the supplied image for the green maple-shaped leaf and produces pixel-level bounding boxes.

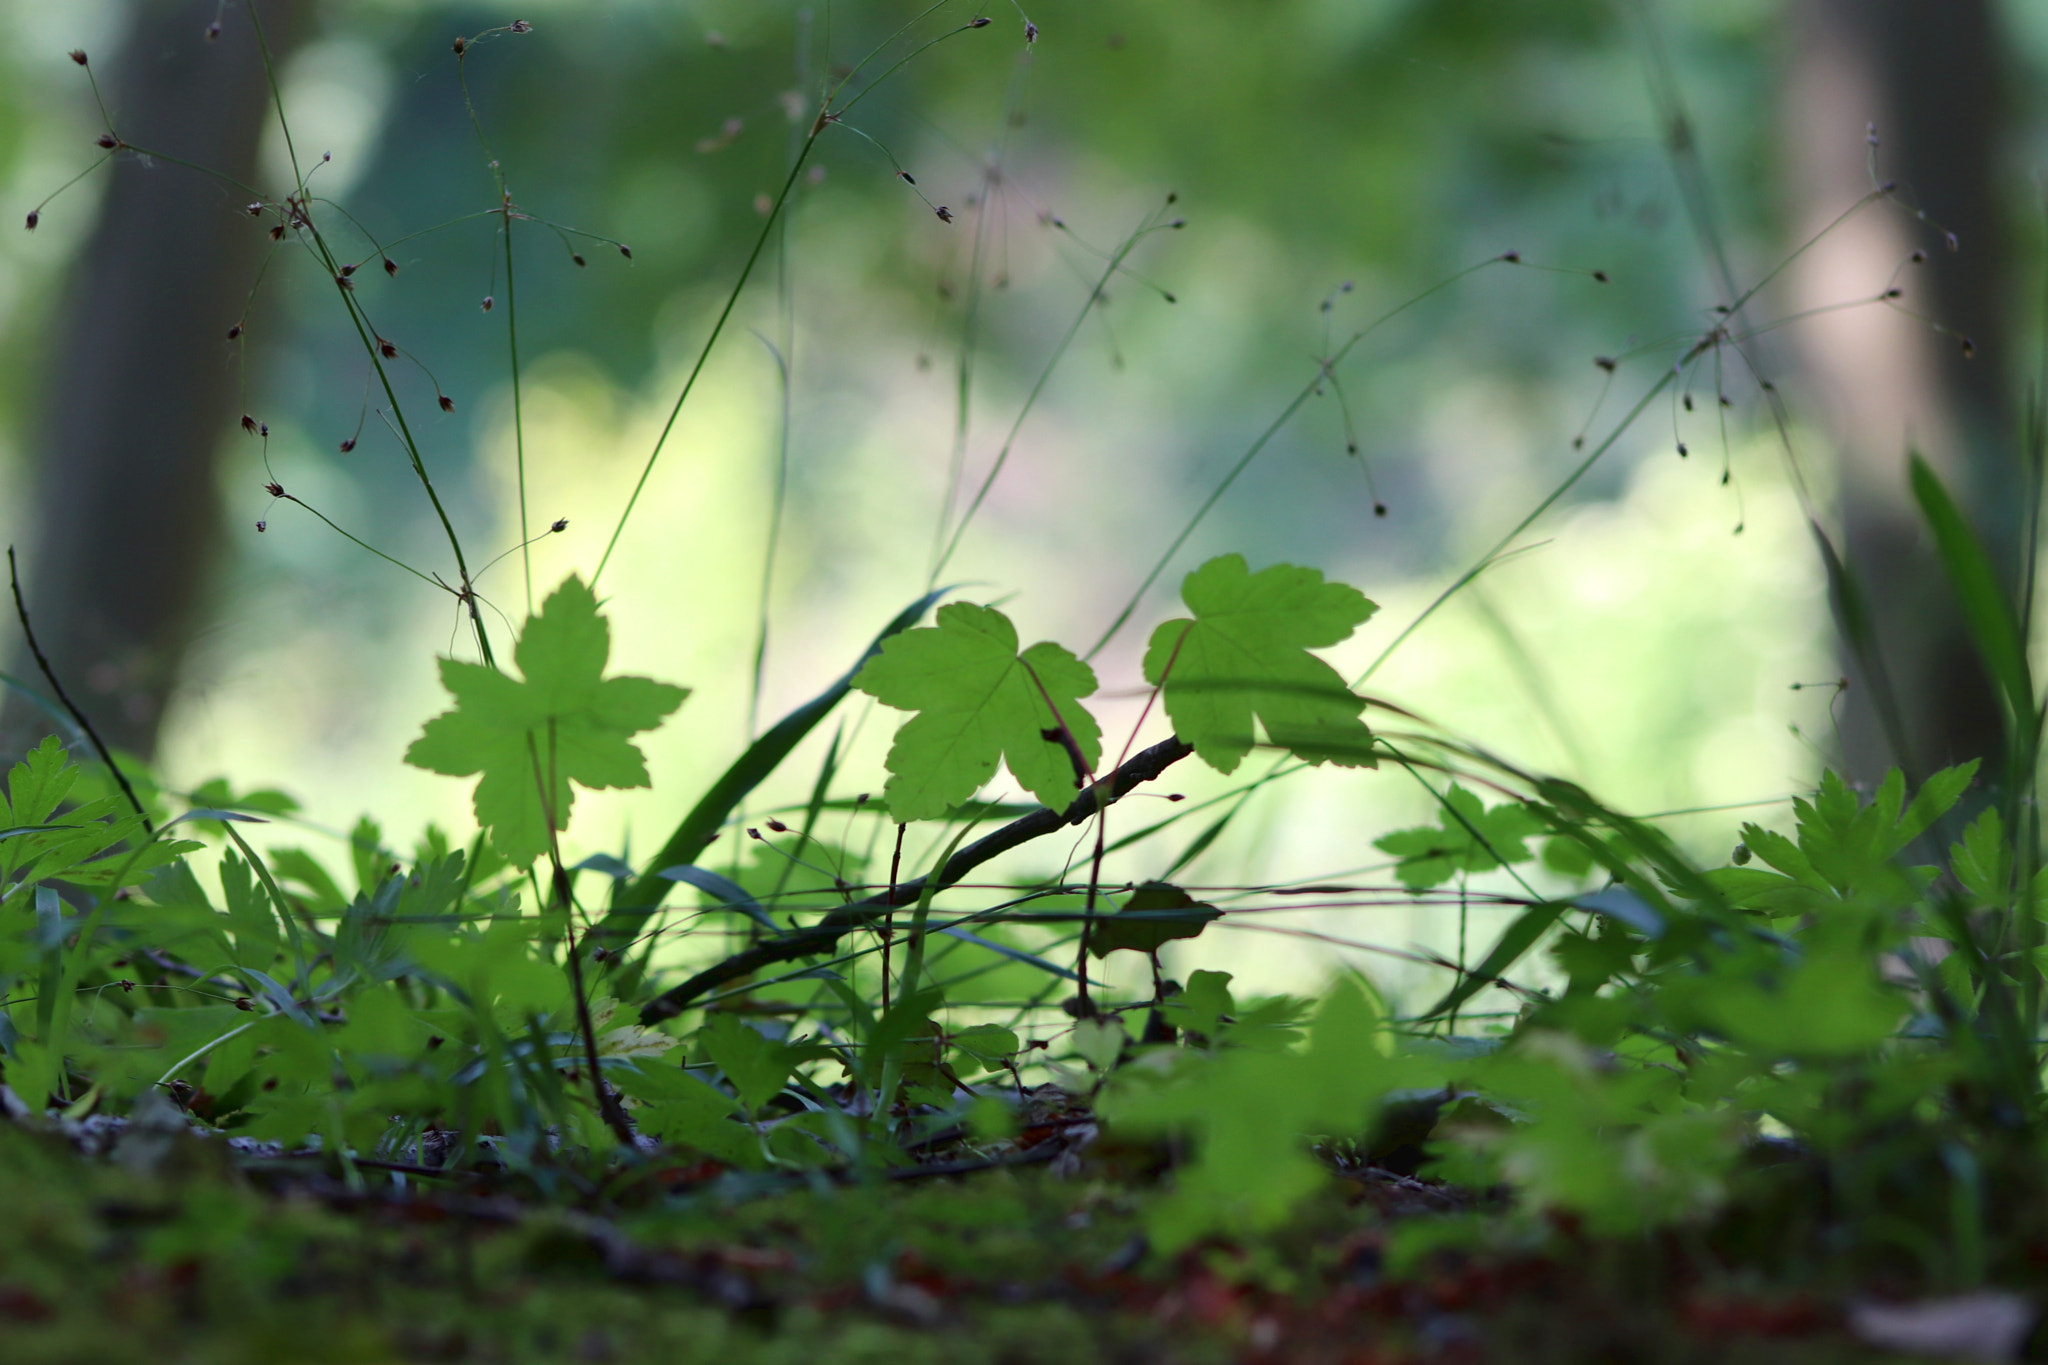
[1143,554,1378,774]
[1374,784,1545,890]
[405,575,688,866]
[854,602,1101,822]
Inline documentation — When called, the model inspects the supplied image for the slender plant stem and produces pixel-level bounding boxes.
[6,548,151,832]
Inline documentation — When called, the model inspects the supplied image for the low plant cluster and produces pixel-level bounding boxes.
[4,6,2046,1362]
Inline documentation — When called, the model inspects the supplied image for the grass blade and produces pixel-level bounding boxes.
[1415,900,1566,1023]
[595,589,947,946]
[1909,454,2035,742]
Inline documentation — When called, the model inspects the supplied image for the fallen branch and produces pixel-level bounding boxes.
[639,735,1194,1022]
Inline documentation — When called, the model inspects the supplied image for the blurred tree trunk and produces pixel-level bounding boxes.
[1784,0,2015,786]
[2,0,303,760]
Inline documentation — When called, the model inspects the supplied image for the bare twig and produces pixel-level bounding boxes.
[7,546,152,832]
[639,736,1194,1022]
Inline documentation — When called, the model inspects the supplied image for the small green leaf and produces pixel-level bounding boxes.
[1701,943,1906,1059]
[1072,1017,1127,1071]
[189,777,299,816]
[1088,881,1222,958]
[1143,555,1378,774]
[219,850,281,967]
[947,1024,1020,1071]
[854,602,1101,821]
[1951,806,2008,905]
[1374,786,1544,890]
[619,1063,760,1167]
[700,1014,827,1115]
[1161,968,1236,1042]
[405,576,688,866]
[5,736,77,827]
[1541,835,1596,879]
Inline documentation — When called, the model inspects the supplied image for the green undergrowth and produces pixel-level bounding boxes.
[9,6,2048,1363]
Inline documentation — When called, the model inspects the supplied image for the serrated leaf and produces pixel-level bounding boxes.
[1950,806,2008,906]
[1088,881,1222,958]
[700,1013,829,1115]
[1374,786,1544,890]
[1142,555,1377,774]
[5,736,77,827]
[615,1061,760,1167]
[854,601,1101,821]
[1160,968,1236,1042]
[947,1024,1019,1071]
[405,576,687,866]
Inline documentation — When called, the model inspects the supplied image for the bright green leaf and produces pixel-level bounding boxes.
[700,1014,828,1115]
[854,601,1101,821]
[1143,555,1378,774]
[405,576,688,867]
[1374,786,1544,890]
[1951,806,2008,906]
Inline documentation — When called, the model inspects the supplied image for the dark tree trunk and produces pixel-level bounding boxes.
[3,0,303,760]
[1784,0,2015,787]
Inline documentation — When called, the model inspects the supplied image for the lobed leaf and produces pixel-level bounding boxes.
[1143,555,1377,774]
[855,602,1101,821]
[405,576,687,867]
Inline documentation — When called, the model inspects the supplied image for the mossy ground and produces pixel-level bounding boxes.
[0,1122,1958,1364]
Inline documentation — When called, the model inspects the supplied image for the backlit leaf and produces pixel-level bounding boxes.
[405,576,688,867]
[854,602,1101,821]
[1143,555,1377,774]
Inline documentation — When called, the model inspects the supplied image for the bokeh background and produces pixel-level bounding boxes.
[1,0,2043,1005]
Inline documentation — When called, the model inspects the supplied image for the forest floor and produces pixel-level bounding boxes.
[0,1110,1975,1365]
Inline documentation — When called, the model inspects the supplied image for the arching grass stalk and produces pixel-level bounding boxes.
[455,27,535,613]
[1086,256,1508,660]
[595,3,993,588]
[928,198,1183,586]
[243,2,495,665]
